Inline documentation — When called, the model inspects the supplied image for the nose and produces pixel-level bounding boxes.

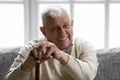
[59,27,66,35]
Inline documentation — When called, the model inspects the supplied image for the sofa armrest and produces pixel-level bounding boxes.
[0,47,20,80]
[94,48,120,80]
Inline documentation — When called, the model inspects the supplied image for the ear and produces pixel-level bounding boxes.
[40,26,46,36]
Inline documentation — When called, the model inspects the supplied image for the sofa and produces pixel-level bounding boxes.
[0,47,120,80]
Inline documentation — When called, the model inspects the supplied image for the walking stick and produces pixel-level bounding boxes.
[35,58,40,80]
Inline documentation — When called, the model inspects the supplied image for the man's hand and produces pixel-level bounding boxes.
[21,41,69,72]
[32,41,69,64]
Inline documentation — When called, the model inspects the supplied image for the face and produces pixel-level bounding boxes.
[40,12,73,50]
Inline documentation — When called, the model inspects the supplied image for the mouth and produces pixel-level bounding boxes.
[57,35,68,41]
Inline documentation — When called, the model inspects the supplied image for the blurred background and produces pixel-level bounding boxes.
[0,0,120,49]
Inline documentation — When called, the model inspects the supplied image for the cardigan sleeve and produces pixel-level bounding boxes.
[4,40,37,80]
[62,38,98,80]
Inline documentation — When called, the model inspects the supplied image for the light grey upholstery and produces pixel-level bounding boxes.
[0,47,20,80]
[94,48,120,80]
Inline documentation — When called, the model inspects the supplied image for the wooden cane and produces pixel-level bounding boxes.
[35,58,40,80]
[29,51,40,80]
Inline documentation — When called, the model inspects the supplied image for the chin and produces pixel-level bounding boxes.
[56,37,72,49]
[58,43,71,50]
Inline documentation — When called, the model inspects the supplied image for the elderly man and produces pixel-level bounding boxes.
[5,6,98,80]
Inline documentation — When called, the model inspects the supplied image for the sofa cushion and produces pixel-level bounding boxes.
[94,48,120,80]
[0,47,20,80]
[0,47,120,80]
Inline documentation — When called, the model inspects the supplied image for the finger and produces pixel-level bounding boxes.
[33,42,42,48]
[33,46,46,59]
[45,55,53,59]
[31,49,38,58]
[39,42,52,56]
[40,46,47,56]
[33,46,42,59]
[38,51,42,59]
[45,45,55,58]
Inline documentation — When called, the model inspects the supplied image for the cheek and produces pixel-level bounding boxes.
[68,29,73,37]
[46,32,57,40]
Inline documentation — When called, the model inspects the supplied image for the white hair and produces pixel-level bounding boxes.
[41,6,69,26]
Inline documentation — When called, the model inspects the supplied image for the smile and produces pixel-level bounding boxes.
[57,35,68,40]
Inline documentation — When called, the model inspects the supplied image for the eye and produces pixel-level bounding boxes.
[51,26,59,31]
[63,24,69,29]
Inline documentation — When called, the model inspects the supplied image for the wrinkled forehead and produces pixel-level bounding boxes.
[43,12,71,26]
[47,14,70,24]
